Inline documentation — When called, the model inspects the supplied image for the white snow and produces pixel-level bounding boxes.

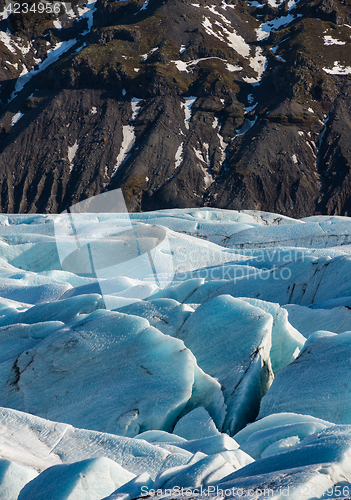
[141,47,158,60]
[200,164,214,188]
[172,57,238,73]
[205,4,231,25]
[323,61,351,75]
[202,17,250,58]
[5,60,18,70]
[10,39,77,101]
[181,97,197,129]
[217,132,227,163]
[78,0,96,34]
[256,14,302,41]
[221,0,235,8]
[211,117,227,162]
[7,1,96,102]
[113,126,136,173]
[287,0,301,9]
[11,112,23,126]
[267,0,284,7]
[53,19,62,30]
[0,30,31,56]
[110,98,141,175]
[246,0,264,7]
[323,35,346,45]
[139,0,149,11]
[226,63,242,72]
[0,31,16,53]
[68,141,79,171]
[244,47,267,84]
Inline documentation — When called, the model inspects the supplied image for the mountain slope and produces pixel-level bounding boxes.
[0,0,351,215]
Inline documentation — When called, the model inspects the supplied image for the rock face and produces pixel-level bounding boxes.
[0,0,351,216]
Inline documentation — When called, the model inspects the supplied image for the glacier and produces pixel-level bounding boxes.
[0,208,351,499]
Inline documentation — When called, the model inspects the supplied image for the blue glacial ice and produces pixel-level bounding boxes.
[0,208,350,499]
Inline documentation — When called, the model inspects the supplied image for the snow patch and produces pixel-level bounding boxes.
[78,0,96,34]
[236,117,257,135]
[181,97,197,130]
[200,164,214,188]
[323,35,346,46]
[113,126,136,174]
[6,60,18,70]
[205,4,231,25]
[244,47,267,85]
[10,39,77,101]
[0,31,16,53]
[256,14,302,41]
[217,132,227,163]
[202,17,250,58]
[0,30,31,56]
[323,61,351,74]
[226,63,242,72]
[173,56,241,73]
[175,143,184,169]
[141,47,158,60]
[53,19,62,29]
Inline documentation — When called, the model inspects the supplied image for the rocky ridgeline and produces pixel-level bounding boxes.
[0,0,350,216]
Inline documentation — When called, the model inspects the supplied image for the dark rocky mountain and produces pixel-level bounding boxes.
[0,0,350,216]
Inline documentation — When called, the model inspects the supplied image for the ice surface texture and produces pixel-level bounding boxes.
[0,208,351,499]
